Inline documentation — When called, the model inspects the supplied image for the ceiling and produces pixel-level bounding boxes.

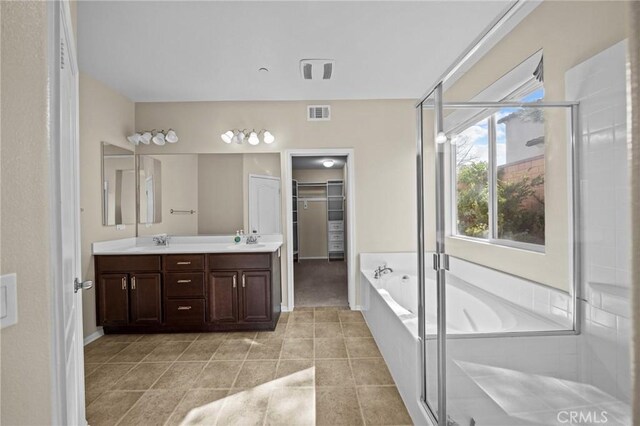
[293,156,346,170]
[78,1,514,102]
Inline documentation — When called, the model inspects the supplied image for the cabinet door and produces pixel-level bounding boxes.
[240,270,271,322]
[208,272,238,323]
[130,273,162,325]
[98,273,129,326]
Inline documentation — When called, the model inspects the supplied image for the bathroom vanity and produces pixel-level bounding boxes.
[92,237,282,334]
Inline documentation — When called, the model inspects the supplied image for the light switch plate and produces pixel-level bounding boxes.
[0,273,18,329]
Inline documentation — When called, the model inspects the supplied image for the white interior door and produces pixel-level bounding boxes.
[249,175,282,234]
[53,3,87,424]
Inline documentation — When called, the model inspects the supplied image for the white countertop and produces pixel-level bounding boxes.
[92,235,283,255]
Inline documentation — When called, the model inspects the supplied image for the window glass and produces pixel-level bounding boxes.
[452,86,546,248]
[453,118,490,239]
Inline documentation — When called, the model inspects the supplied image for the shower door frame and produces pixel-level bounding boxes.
[416,93,582,425]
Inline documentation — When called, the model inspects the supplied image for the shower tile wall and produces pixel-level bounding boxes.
[566,39,631,404]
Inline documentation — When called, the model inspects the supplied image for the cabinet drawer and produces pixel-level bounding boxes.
[165,273,205,298]
[98,255,160,273]
[328,221,344,232]
[328,232,344,242]
[165,299,205,324]
[209,253,270,270]
[328,241,344,252]
[165,254,205,271]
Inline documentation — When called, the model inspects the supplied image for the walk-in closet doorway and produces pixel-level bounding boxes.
[283,150,356,310]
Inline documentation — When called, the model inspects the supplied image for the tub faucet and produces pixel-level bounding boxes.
[374,263,393,279]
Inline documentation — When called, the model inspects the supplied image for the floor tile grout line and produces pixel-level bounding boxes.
[110,338,195,426]
[215,335,256,426]
[341,315,367,425]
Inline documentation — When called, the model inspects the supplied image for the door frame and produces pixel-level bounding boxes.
[47,1,86,424]
[248,174,282,234]
[282,149,356,311]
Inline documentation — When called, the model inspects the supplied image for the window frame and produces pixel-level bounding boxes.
[450,80,546,253]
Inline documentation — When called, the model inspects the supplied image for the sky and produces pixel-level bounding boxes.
[453,87,544,168]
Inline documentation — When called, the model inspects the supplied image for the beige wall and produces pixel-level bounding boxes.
[135,100,417,307]
[0,2,53,423]
[79,73,136,337]
[293,168,345,258]
[198,154,244,234]
[425,1,630,291]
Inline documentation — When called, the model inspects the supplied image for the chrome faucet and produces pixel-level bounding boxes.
[374,263,393,279]
[153,234,169,246]
[246,235,261,245]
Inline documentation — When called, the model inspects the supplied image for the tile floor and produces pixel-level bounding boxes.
[84,308,413,426]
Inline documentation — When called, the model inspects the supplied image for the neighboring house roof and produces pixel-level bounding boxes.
[526,136,545,147]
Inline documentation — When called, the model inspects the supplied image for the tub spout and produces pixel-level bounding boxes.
[374,264,393,279]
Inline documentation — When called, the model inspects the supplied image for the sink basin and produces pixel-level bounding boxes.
[227,244,267,250]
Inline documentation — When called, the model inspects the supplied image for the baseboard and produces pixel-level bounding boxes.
[351,305,363,311]
[83,327,104,346]
[298,256,328,260]
[281,303,293,312]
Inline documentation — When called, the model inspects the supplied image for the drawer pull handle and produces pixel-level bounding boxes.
[242,274,246,288]
[177,306,192,310]
[232,275,237,288]
[131,277,136,290]
[176,261,192,265]
[177,280,192,284]
[121,277,127,290]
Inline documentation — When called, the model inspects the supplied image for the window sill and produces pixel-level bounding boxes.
[447,235,546,254]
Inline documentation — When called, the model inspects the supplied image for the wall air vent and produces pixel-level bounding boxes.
[300,59,335,80]
[307,105,331,121]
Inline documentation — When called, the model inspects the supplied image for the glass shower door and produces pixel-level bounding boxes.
[440,101,580,425]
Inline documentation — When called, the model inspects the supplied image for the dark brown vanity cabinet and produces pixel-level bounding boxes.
[208,253,274,326]
[97,273,162,326]
[96,256,162,327]
[95,251,281,333]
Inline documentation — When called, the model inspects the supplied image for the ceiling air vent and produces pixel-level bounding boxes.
[307,105,331,121]
[300,59,335,80]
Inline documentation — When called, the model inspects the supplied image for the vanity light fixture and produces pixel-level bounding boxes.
[323,160,335,168]
[127,129,178,146]
[220,129,276,146]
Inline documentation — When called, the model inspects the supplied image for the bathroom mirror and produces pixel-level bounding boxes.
[138,155,163,225]
[101,142,136,226]
[136,153,281,236]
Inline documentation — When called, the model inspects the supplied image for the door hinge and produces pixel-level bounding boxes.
[432,253,450,271]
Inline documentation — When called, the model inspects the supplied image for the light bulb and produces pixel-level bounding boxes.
[237,131,246,144]
[127,133,141,145]
[436,131,447,144]
[152,132,166,146]
[263,131,275,144]
[248,131,259,145]
[221,130,233,144]
[165,129,178,143]
[140,132,152,144]
[323,160,335,168]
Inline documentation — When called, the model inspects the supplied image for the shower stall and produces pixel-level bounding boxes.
[415,2,632,425]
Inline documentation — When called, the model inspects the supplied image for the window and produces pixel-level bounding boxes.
[452,87,545,249]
